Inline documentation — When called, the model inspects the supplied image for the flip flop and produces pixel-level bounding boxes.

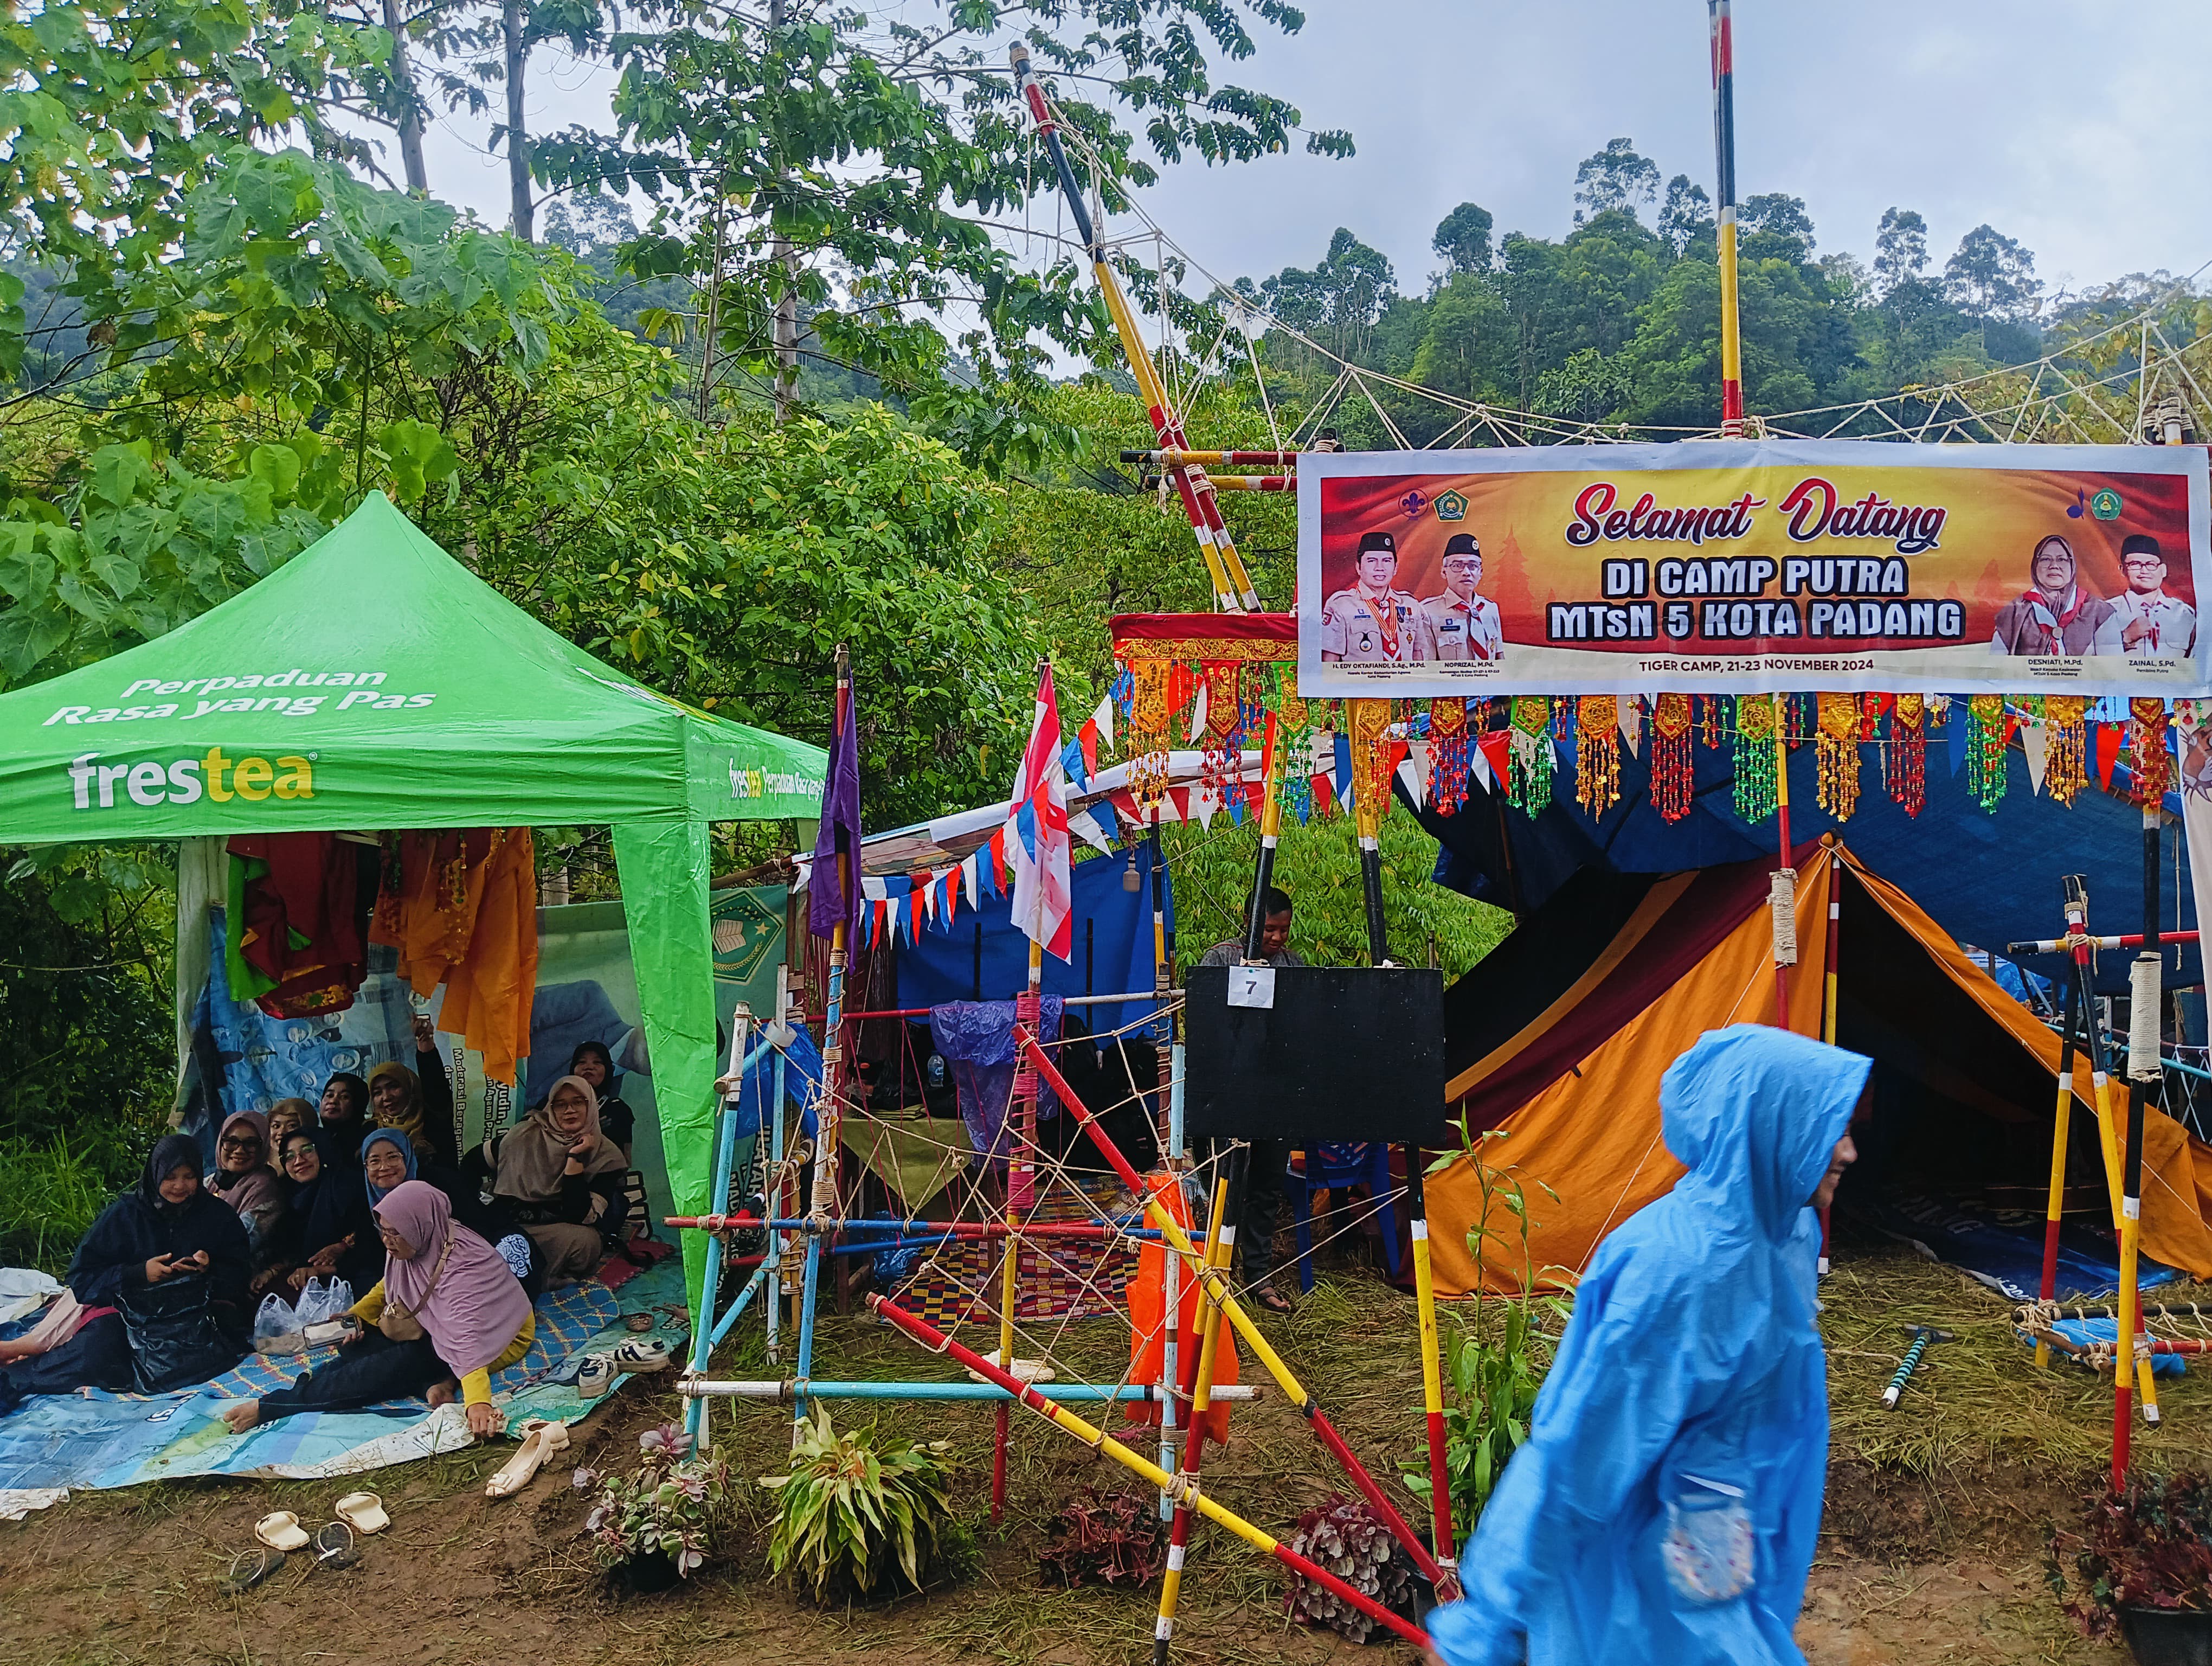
[333,1491,389,1534]
[224,1546,286,1594]
[485,1418,570,1500]
[254,1511,310,1553]
[312,1520,361,1571]
[1255,1288,1295,1315]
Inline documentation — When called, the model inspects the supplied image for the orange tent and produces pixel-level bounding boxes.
[1427,840,2212,1296]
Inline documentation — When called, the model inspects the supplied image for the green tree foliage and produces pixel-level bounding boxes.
[1432,202,1495,278]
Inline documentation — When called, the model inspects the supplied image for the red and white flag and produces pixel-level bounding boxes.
[1006,663,1073,962]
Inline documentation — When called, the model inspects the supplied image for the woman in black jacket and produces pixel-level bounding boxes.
[0,1134,251,1406]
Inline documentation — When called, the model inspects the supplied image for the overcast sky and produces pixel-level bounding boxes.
[411,0,2209,302]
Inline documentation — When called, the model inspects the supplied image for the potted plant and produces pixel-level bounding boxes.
[760,1407,972,1604]
[574,1422,734,1593]
[1284,1496,1420,1644]
[2051,1471,2212,1664]
[1039,1486,1166,1588]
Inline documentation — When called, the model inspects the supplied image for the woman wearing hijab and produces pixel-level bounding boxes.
[367,1058,449,1159]
[472,1075,627,1280]
[562,1040,636,1159]
[1989,535,2114,656]
[205,1110,287,1261]
[1425,1026,1867,1666]
[222,1179,533,1438]
[362,1129,541,1294]
[317,1072,372,1160]
[0,1135,252,1407]
[271,1126,380,1297]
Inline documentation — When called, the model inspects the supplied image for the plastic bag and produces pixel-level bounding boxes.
[119,1275,243,1393]
[252,1291,304,1354]
[295,1277,354,1327]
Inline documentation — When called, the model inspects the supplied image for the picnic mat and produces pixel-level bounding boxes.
[0,1257,692,1520]
[880,1175,1141,1331]
[1856,1188,2179,1303]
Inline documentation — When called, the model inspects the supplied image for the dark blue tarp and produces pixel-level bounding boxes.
[893,849,1174,1037]
[1417,730,2200,996]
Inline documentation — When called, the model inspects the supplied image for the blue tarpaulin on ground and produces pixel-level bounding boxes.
[1418,728,2200,996]
[895,851,1173,1038]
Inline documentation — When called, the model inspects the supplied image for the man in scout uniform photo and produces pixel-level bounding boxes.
[1320,530,1428,663]
[1421,531,1503,661]
[2095,534,2197,658]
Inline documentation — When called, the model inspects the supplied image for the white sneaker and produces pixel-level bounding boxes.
[575,1354,618,1399]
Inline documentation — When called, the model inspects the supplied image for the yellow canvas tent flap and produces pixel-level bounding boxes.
[1428,840,2212,1295]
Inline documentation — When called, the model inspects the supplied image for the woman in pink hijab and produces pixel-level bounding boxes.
[222,1181,533,1438]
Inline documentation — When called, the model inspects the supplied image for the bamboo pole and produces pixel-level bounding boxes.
[2114,804,2163,1484]
[1153,1167,1236,1663]
[869,1292,1433,1652]
[2036,964,2079,1370]
[1818,838,1841,1273]
[1708,0,1745,435]
[1015,1029,1444,1585]
[1771,692,1793,1028]
[994,935,1044,1518]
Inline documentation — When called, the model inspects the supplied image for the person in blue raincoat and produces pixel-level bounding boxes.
[1427,1024,1868,1666]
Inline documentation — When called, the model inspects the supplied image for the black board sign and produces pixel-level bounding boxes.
[1184,965,1448,1143]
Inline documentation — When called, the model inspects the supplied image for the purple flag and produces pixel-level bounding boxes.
[808,672,863,940]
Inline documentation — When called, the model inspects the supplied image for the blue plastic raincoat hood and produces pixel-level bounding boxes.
[1430,1024,1870,1666]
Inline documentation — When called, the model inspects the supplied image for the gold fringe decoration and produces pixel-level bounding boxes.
[2133,697,2172,803]
[1347,697,1393,837]
[2043,695,2088,807]
[1815,693,1862,820]
[1576,695,1621,816]
[1128,661,1173,805]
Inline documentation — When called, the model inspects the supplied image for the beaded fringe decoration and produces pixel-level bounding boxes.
[2132,697,2172,802]
[2041,695,2087,807]
[1429,697,1471,817]
[1197,659,1244,808]
[1697,694,1725,749]
[1128,660,1173,805]
[1651,693,1695,822]
[1815,693,1862,821]
[1347,697,1395,832]
[1576,695,1621,816]
[1886,693,1926,818]
[1966,694,2009,812]
[1509,696,1554,815]
[1733,694,1779,823]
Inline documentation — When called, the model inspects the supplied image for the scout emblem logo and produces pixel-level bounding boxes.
[1398,489,1428,519]
[1434,490,1468,522]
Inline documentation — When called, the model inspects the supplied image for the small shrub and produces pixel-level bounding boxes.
[760,1407,962,1603]
[2051,1470,2212,1637]
[1039,1486,1166,1588]
[1284,1496,1418,1643]
[573,1421,735,1581]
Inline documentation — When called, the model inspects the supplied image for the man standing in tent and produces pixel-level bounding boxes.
[1199,887,1303,1313]
[1321,531,1429,665]
[1425,1025,1865,1666]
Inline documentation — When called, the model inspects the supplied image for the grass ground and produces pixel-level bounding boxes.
[3,1223,2203,1665]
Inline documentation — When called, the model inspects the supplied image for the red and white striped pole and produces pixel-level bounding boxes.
[1707,0,1746,437]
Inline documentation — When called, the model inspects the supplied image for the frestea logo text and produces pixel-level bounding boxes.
[68,749,315,809]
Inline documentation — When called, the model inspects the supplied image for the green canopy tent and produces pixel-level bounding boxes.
[0,492,825,1307]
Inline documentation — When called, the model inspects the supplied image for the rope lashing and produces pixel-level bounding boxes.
[2130,952,2163,1081]
[1769,868,1799,966]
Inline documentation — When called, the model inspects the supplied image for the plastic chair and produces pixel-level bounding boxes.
[1287,1143,1400,1293]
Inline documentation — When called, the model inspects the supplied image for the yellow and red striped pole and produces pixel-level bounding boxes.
[1152,1170,1234,1665]
[1708,0,1746,435]
[1818,836,1841,1272]
[1012,43,1259,612]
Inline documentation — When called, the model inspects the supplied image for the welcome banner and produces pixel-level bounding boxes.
[1296,441,2210,698]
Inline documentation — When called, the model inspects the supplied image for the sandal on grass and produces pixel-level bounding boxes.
[312,1520,361,1572]
[1255,1288,1294,1315]
[609,1338,671,1373]
[254,1511,310,1553]
[333,1491,388,1534]
[224,1547,286,1594]
[485,1418,570,1500]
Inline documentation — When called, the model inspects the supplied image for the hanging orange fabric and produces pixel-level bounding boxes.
[372,828,540,1085]
[1124,1170,1239,1445]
